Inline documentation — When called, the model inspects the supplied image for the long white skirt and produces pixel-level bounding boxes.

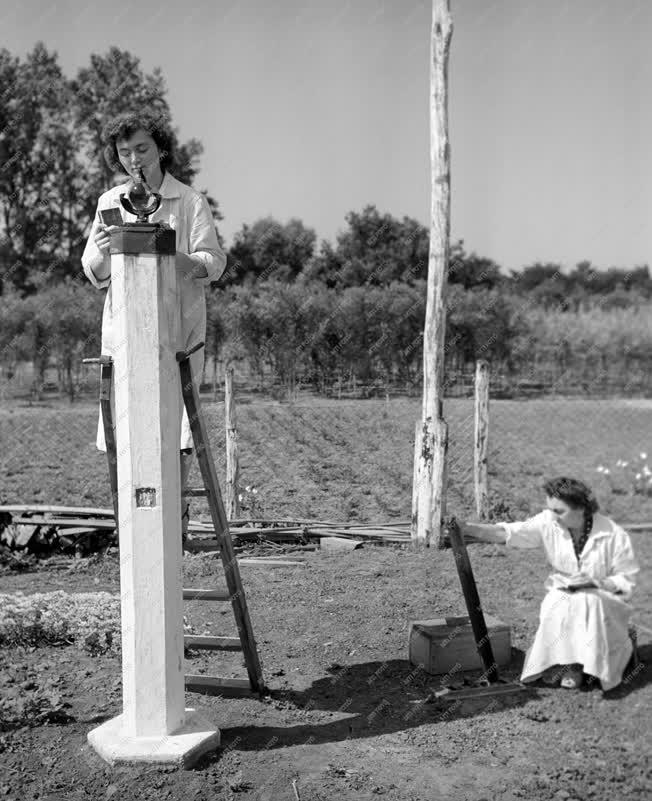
[521,587,633,691]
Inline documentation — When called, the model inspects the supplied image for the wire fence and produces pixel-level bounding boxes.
[2,352,651,406]
[2,368,651,529]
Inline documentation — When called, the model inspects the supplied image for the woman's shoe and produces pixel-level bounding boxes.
[541,672,561,687]
[560,665,584,689]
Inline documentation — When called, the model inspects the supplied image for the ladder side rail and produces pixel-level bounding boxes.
[99,358,119,534]
[178,351,265,695]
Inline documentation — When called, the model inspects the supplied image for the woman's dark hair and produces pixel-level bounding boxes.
[101,110,174,175]
[543,476,599,514]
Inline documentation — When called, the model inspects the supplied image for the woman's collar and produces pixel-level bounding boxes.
[551,513,611,541]
[157,171,181,199]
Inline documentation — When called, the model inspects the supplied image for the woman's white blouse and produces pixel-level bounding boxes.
[81,171,226,355]
[500,510,639,600]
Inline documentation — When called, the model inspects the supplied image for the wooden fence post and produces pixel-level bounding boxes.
[224,364,240,519]
[474,359,490,520]
[411,0,453,546]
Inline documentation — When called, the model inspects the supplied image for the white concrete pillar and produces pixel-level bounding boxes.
[88,225,219,767]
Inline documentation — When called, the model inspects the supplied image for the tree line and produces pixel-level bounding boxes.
[1,44,651,400]
[220,206,652,308]
[2,274,650,400]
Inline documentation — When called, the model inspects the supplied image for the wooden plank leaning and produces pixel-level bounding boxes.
[446,516,499,683]
[429,519,531,704]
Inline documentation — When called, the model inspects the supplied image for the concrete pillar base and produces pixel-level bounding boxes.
[88,708,220,769]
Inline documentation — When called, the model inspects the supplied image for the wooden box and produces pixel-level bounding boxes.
[408,615,511,675]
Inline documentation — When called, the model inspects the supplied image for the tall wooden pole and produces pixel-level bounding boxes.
[474,359,490,520]
[88,226,219,767]
[411,0,453,546]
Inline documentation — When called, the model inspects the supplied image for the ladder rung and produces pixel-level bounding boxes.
[185,540,220,553]
[184,487,208,497]
[183,588,230,601]
[184,635,242,651]
[184,675,254,696]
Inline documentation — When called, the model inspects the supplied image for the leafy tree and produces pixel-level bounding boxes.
[0,288,34,375]
[365,281,425,384]
[302,205,429,288]
[220,285,272,386]
[510,262,566,293]
[567,261,652,299]
[70,49,170,224]
[300,240,342,288]
[530,277,576,311]
[620,265,651,297]
[447,240,503,290]
[0,44,76,291]
[0,281,101,398]
[224,217,316,285]
[47,282,102,401]
[0,45,224,292]
[204,288,227,387]
[446,285,526,369]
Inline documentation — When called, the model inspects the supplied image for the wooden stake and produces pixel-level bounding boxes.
[412,0,453,546]
[412,418,449,546]
[474,360,490,520]
[224,364,240,519]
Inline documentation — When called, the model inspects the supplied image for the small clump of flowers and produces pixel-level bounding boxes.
[237,484,264,518]
[596,451,652,496]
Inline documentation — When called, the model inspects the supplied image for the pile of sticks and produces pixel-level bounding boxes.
[3,505,648,557]
[0,504,414,555]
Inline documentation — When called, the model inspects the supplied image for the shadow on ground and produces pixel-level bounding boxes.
[193,650,538,764]
[191,641,652,768]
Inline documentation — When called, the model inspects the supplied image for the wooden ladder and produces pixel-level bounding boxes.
[88,347,266,698]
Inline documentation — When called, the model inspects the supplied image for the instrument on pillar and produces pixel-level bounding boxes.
[119,168,162,223]
[110,168,176,255]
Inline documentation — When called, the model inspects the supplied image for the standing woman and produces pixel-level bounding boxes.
[81,110,227,545]
[462,477,639,691]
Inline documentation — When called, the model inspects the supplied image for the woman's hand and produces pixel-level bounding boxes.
[94,224,117,255]
[175,252,208,279]
[565,572,597,591]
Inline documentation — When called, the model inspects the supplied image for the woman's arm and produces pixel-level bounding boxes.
[460,522,507,544]
[465,512,548,549]
[81,208,113,288]
[595,528,639,599]
[176,194,227,285]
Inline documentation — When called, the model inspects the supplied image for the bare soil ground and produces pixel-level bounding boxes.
[2,396,651,523]
[1,397,651,800]
[2,538,651,801]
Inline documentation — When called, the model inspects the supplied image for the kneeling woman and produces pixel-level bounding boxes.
[462,477,639,691]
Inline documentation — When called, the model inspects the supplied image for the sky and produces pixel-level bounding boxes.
[2,0,651,273]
